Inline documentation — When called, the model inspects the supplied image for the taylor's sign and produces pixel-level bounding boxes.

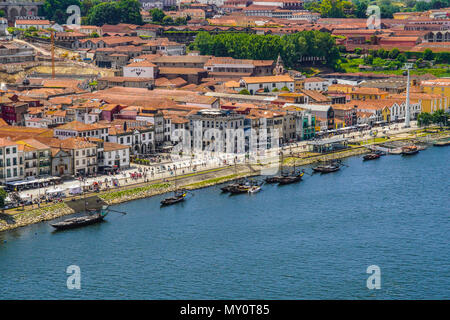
[15,16,46,20]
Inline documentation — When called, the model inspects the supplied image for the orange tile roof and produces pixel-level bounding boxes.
[56,121,98,132]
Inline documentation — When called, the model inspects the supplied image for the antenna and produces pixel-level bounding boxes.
[51,31,55,79]
[402,63,413,128]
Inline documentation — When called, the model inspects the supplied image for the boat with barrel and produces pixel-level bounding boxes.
[312,160,342,174]
[363,153,381,161]
[161,167,188,206]
[161,189,186,206]
[265,151,287,184]
[278,171,304,185]
[248,185,262,194]
[401,145,419,155]
[228,181,253,194]
[50,206,126,231]
[433,139,450,147]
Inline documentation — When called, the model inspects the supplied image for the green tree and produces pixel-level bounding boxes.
[388,48,400,59]
[352,0,368,18]
[417,112,433,128]
[87,2,121,26]
[116,0,143,25]
[396,53,407,63]
[150,8,165,23]
[87,0,142,26]
[174,17,187,25]
[423,49,434,61]
[239,89,250,95]
[40,0,82,24]
[162,16,174,25]
[432,109,448,127]
[0,188,7,209]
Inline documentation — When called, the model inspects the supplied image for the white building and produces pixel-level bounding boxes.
[123,60,157,79]
[240,75,295,94]
[303,77,328,91]
[188,109,246,153]
[102,142,130,169]
[54,121,109,141]
[0,138,22,183]
[15,19,51,30]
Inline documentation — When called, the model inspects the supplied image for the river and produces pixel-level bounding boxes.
[0,146,449,299]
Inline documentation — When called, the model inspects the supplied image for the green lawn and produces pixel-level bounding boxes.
[339,59,450,77]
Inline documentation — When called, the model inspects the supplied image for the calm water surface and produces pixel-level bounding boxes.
[0,146,449,299]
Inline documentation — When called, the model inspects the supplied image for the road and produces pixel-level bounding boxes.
[13,38,51,56]
[16,122,421,201]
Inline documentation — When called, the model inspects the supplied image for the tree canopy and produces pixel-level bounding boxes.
[192,31,340,69]
[86,0,142,26]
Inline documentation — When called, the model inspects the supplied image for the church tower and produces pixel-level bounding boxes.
[275,54,285,75]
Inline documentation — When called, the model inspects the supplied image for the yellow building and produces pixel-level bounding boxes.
[381,106,391,122]
[351,87,389,101]
[420,78,450,111]
[328,84,354,94]
[389,92,448,113]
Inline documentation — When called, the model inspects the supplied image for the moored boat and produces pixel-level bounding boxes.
[161,190,186,206]
[433,140,450,147]
[312,163,341,173]
[51,207,109,230]
[278,172,304,185]
[401,145,419,155]
[248,185,261,194]
[363,153,381,161]
[228,183,252,194]
[221,183,240,192]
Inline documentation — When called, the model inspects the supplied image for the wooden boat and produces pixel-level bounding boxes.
[265,151,286,183]
[401,145,419,155]
[312,163,341,173]
[248,185,261,194]
[161,190,186,206]
[363,153,381,161]
[433,140,450,147]
[278,172,304,185]
[221,183,240,192]
[228,183,252,194]
[161,167,188,205]
[265,175,285,183]
[51,207,108,230]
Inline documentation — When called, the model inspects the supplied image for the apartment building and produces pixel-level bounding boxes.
[0,138,22,183]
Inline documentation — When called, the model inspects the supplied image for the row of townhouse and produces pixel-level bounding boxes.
[0,135,131,184]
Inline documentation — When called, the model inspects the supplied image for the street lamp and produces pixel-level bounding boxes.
[403,63,414,128]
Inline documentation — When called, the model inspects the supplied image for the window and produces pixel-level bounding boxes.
[6,148,9,155]
[12,147,16,153]
[6,159,10,166]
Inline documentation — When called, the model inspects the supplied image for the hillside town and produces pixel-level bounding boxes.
[0,0,448,205]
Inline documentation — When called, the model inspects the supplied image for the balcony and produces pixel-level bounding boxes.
[39,162,51,167]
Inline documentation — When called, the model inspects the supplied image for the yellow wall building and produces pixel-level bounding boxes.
[421,79,450,111]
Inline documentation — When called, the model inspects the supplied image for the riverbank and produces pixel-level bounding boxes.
[1,127,448,233]
[0,165,258,232]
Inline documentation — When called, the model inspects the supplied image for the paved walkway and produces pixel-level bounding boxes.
[17,123,420,201]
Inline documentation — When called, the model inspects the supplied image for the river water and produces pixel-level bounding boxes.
[0,146,449,299]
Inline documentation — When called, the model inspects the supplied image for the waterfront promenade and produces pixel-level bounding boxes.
[1,122,448,232]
